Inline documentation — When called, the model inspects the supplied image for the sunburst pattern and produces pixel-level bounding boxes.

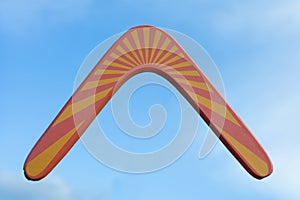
[24,25,272,181]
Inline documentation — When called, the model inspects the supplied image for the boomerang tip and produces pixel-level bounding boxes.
[23,160,46,181]
[248,151,273,179]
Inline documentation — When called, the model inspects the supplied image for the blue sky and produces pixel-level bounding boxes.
[1,0,300,199]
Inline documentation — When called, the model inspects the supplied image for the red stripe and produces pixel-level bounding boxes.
[172,65,198,72]
[115,51,137,66]
[141,48,147,64]
[26,90,113,161]
[149,28,155,48]
[25,128,81,180]
[104,65,130,71]
[166,57,190,67]
[128,34,144,64]
[157,33,167,49]
[159,52,178,64]
[119,42,140,65]
[147,48,152,64]
[155,50,169,64]
[165,42,174,51]
[88,73,123,82]
[73,81,115,103]
[196,104,265,159]
[127,50,143,65]
[179,83,224,104]
[109,56,134,68]
[150,48,160,63]
[138,28,145,48]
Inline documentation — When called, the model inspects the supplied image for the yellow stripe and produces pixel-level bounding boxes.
[186,91,240,126]
[102,60,131,70]
[153,30,162,48]
[168,70,200,76]
[53,88,112,126]
[123,38,142,64]
[109,52,119,59]
[161,55,182,66]
[123,37,134,51]
[123,52,139,66]
[132,30,145,64]
[116,45,139,66]
[131,30,141,49]
[169,61,192,69]
[217,126,269,177]
[174,78,213,92]
[152,49,165,64]
[156,51,172,65]
[178,53,185,57]
[148,48,154,63]
[109,53,135,67]
[110,62,132,70]
[102,60,112,66]
[144,28,150,63]
[160,38,171,50]
[81,77,119,91]
[149,30,162,62]
[169,45,178,53]
[137,49,145,64]
[25,121,85,177]
[143,28,150,48]
[116,45,126,54]
[145,48,149,63]
[95,69,126,75]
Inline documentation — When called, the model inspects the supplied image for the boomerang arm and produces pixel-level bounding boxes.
[24,25,272,181]
[141,66,273,179]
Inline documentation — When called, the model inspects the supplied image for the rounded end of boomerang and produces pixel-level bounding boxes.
[23,162,46,181]
[23,153,52,181]
[243,156,273,180]
[224,135,273,180]
[247,152,273,180]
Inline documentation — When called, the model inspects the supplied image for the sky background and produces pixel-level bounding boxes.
[1,0,300,199]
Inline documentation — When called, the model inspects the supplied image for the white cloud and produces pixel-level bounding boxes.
[0,171,71,200]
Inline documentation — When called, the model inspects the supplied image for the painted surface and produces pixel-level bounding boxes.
[24,25,272,181]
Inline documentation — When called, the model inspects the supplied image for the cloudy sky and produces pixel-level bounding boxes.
[1,0,300,199]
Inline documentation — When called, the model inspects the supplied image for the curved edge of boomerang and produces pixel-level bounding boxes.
[24,25,272,181]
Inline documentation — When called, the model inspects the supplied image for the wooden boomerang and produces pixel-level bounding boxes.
[24,25,272,180]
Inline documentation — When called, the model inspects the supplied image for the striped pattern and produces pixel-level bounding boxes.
[24,25,272,181]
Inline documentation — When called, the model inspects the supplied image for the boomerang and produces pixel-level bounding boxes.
[24,25,272,180]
